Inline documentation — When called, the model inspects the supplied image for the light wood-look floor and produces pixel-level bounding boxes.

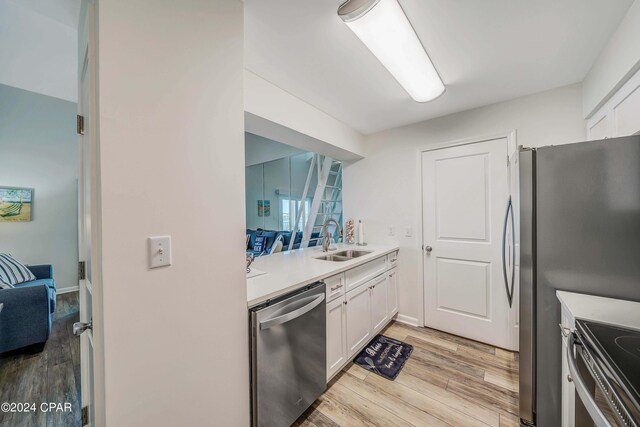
[295,321,519,427]
[0,292,81,427]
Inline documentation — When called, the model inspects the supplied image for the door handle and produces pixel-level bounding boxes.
[502,196,515,307]
[424,246,432,254]
[259,294,325,330]
[73,320,93,336]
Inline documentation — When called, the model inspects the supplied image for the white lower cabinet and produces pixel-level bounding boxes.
[345,256,387,292]
[345,283,372,357]
[326,297,347,379]
[370,275,388,333]
[325,252,399,381]
[387,267,399,318]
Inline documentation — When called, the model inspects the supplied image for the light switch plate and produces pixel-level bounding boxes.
[148,236,172,268]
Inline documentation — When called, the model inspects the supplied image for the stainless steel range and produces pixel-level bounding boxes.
[568,320,640,426]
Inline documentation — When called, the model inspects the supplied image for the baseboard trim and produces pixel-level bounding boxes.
[57,286,79,295]
[394,314,419,327]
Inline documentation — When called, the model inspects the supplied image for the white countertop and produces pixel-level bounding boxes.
[246,243,399,307]
[557,291,640,330]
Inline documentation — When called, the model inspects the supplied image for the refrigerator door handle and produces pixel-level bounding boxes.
[502,196,516,307]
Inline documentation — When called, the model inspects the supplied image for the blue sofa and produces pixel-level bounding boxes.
[0,265,56,353]
[246,229,320,256]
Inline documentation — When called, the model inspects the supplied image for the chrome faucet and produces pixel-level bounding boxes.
[322,218,343,252]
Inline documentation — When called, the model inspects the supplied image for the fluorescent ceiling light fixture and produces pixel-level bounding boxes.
[338,0,445,102]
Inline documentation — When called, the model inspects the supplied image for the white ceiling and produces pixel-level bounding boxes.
[0,0,79,102]
[245,0,634,134]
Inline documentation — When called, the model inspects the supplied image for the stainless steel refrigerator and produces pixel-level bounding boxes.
[519,135,640,426]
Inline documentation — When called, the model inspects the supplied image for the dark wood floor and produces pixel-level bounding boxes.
[295,321,520,427]
[0,292,81,427]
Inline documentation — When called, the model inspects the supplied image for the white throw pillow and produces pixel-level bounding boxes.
[0,279,14,289]
[0,253,36,286]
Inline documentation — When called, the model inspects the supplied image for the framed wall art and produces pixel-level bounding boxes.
[0,187,33,222]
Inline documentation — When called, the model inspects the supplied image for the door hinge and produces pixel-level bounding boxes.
[81,406,89,426]
[77,115,85,135]
[79,261,86,280]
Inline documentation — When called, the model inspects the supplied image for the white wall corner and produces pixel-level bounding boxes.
[394,314,420,327]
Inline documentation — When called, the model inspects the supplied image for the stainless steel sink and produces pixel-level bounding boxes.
[316,254,352,262]
[316,249,372,262]
[334,250,371,258]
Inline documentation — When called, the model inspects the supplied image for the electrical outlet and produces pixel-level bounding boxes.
[148,236,172,268]
[388,227,395,236]
[405,227,413,237]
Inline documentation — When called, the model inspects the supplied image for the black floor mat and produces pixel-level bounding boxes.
[353,334,413,380]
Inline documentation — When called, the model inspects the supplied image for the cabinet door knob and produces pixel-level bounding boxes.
[567,374,573,383]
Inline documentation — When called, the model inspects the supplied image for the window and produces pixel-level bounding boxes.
[281,199,290,230]
[281,198,310,231]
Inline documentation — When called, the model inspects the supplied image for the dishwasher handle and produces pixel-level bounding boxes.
[259,293,325,330]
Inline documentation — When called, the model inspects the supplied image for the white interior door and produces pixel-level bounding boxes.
[76,1,101,424]
[422,138,514,349]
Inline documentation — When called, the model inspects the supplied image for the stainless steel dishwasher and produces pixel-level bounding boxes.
[250,282,326,427]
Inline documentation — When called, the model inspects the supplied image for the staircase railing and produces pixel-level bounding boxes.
[288,154,316,251]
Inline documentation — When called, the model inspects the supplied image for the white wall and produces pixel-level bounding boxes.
[245,132,304,166]
[0,84,79,292]
[0,0,78,102]
[343,84,586,324]
[582,1,640,118]
[246,164,264,231]
[244,70,366,159]
[97,1,249,425]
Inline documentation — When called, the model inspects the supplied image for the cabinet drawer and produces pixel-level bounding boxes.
[387,251,399,269]
[345,256,387,293]
[325,273,346,303]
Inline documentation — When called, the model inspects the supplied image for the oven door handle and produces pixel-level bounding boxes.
[567,332,612,427]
